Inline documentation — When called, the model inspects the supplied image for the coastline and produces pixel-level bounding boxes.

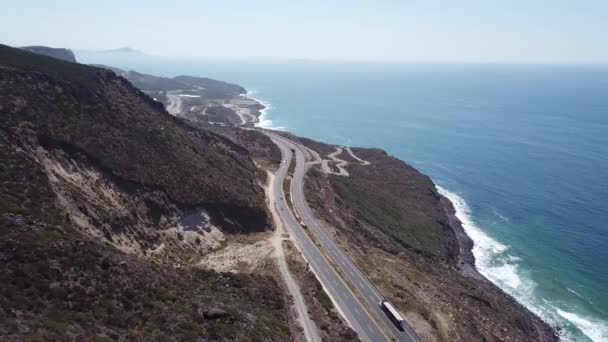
[437,185,607,342]
[437,186,565,340]
[152,72,573,339]
[242,91,563,339]
[259,113,560,340]
[244,91,286,130]
[289,137,561,341]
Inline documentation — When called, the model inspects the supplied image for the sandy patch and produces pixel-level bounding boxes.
[198,235,273,273]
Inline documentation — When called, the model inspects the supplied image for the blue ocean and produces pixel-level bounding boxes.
[78,53,608,341]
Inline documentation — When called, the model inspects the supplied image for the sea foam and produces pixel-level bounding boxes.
[557,309,608,342]
[437,186,531,291]
[437,186,607,342]
[245,90,285,130]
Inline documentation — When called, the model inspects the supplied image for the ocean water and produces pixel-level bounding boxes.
[78,53,608,341]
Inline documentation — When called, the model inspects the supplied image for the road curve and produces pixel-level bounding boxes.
[267,132,423,342]
[268,135,389,342]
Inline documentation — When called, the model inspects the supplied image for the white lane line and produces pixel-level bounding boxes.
[271,135,391,342]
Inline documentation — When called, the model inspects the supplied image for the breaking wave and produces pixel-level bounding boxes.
[437,186,607,342]
[246,90,286,130]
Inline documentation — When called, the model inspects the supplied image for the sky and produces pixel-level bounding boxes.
[2,0,607,64]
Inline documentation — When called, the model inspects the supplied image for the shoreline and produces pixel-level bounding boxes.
[439,185,608,341]
[232,85,588,340]
[436,186,569,340]
[243,91,286,130]
[255,114,561,340]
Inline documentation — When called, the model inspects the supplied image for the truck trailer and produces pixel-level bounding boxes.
[379,300,405,331]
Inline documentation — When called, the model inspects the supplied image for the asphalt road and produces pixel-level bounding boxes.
[267,132,423,342]
[269,135,389,342]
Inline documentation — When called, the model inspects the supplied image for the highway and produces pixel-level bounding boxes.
[266,132,423,342]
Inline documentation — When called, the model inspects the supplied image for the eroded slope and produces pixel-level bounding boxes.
[0,45,290,341]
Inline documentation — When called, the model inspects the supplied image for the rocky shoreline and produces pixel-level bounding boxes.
[288,139,559,341]
[438,192,559,339]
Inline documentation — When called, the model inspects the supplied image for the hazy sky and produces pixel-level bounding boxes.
[2,0,607,64]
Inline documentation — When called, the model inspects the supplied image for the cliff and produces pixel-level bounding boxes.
[20,45,77,63]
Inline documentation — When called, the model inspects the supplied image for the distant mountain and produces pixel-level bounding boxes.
[20,45,77,63]
[88,63,126,75]
[101,47,144,54]
[91,64,184,91]
[92,64,246,96]
[76,47,144,55]
[175,75,246,97]
[74,47,146,67]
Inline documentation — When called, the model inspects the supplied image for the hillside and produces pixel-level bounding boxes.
[1,44,269,232]
[288,134,558,342]
[92,65,245,98]
[91,64,263,126]
[20,46,77,63]
[0,44,290,340]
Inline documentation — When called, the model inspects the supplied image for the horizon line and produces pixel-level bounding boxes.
[12,43,608,68]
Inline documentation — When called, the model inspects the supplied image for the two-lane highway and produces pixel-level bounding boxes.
[269,135,391,342]
[267,132,423,342]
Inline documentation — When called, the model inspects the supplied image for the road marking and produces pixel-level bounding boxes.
[266,133,398,342]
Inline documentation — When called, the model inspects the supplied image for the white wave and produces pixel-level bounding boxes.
[567,287,581,297]
[437,188,560,329]
[557,309,608,342]
[246,90,286,130]
[437,185,608,342]
[567,287,595,305]
[492,208,510,222]
[176,94,200,98]
[437,187,520,286]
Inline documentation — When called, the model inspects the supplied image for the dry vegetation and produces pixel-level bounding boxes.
[282,240,359,342]
[0,45,293,341]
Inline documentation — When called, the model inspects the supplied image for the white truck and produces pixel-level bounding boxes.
[380,300,405,331]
